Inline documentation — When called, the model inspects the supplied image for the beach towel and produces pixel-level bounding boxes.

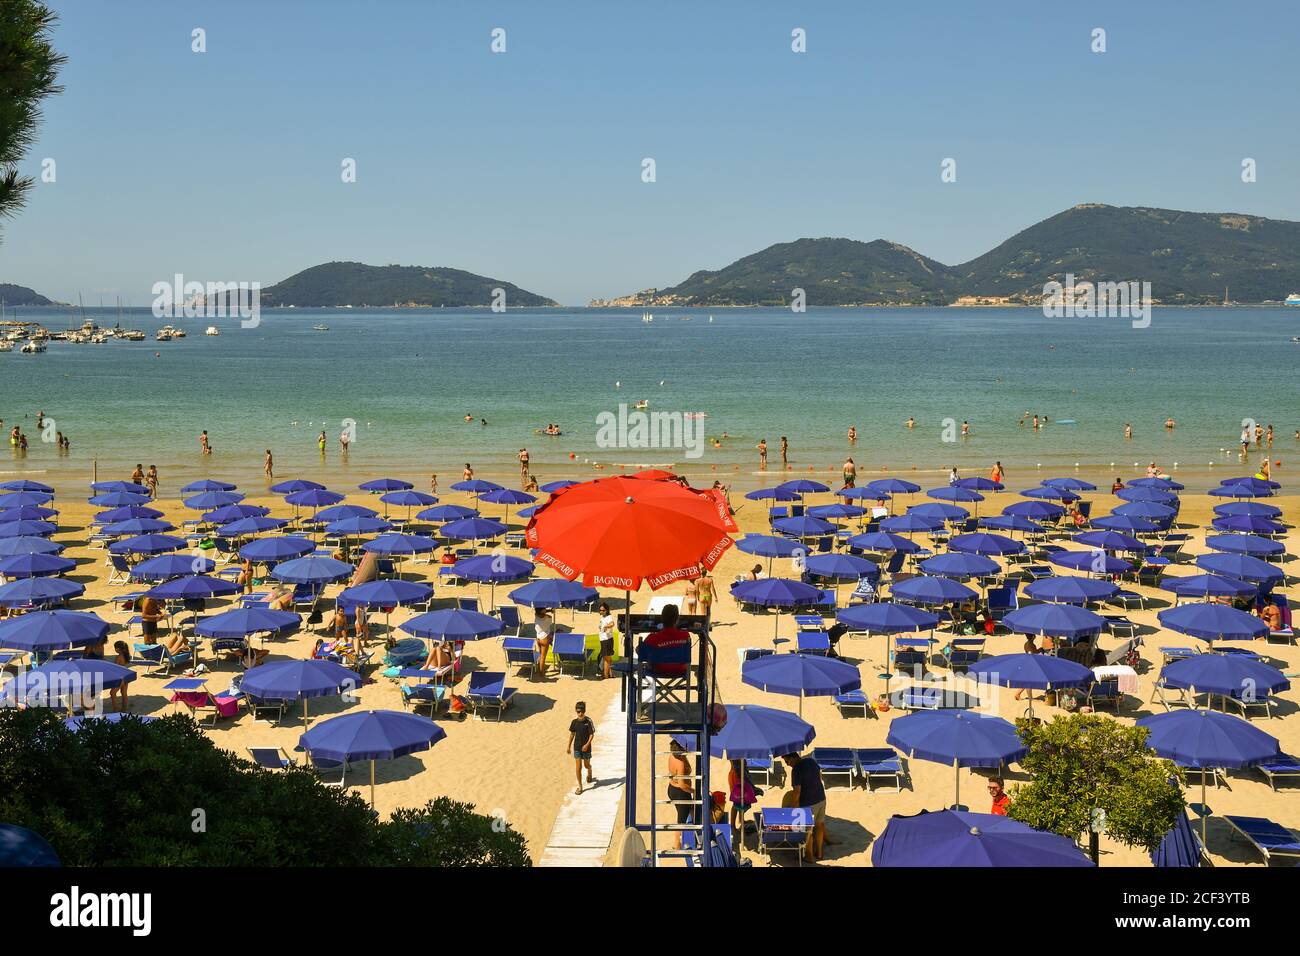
[348,551,379,588]
[1092,664,1138,694]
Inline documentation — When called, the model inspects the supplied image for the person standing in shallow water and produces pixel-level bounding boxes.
[756,439,767,469]
[264,449,273,479]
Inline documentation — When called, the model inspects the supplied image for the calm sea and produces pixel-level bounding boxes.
[0,305,1295,496]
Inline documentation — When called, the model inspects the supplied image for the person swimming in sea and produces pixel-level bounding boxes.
[318,430,326,454]
[905,417,916,429]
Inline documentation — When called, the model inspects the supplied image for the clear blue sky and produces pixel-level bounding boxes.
[6,0,1299,305]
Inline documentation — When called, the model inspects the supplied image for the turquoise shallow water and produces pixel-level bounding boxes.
[0,305,1295,495]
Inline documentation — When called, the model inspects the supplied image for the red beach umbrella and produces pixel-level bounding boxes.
[631,468,678,481]
[525,476,736,591]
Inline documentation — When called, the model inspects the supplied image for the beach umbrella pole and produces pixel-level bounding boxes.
[371,758,376,809]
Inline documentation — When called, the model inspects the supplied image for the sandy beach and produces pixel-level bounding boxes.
[7,463,1294,868]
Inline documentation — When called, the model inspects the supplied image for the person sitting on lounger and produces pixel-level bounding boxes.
[267,588,296,612]
[1258,603,1282,633]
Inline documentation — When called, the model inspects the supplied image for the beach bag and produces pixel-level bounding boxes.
[730,779,757,807]
[306,607,324,625]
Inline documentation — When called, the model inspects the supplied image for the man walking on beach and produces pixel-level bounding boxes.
[567,701,595,795]
[782,750,827,864]
[519,447,530,479]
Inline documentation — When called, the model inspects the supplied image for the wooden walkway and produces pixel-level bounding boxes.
[537,694,627,867]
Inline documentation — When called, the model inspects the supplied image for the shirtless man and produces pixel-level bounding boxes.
[463,463,474,481]
[519,448,530,479]
[842,457,857,488]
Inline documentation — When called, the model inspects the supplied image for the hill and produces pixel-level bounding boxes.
[257,261,558,308]
[0,283,54,306]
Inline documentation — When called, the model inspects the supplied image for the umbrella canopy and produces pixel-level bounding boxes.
[1129,476,1184,490]
[0,659,135,707]
[1047,550,1134,575]
[451,479,504,494]
[1021,486,1078,501]
[362,533,438,556]
[0,576,83,606]
[836,601,941,633]
[1113,501,1176,522]
[954,477,1004,491]
[928,486,984,503]
[270,478,327,494]
[218,516,290,537]
[967,653,1095,690]
[195,606,301,639]
[314,504,377,524]
[804,553,880,581]
[338,579,432,609]
[1151,807,1205,868]
[0,505,58,522]
[509,579,598,609]
[1194,552,1284,586]
[1003,603,1106,639]
[741,653,860,697]
[837,486,887,501]
[101,518,175,536]
[400,608,504,641]
[540,480,579,493]
[108,534,186,555]
[183,491,243,511]
[90,480,141,493]
[270,555,354,585]
[146,575,240,601]
[776,479,830,495]
[1024,576,1118,604]
[0,610,109,652]
[203,504,270,524]
[1213,501,1282,519]
[1002,500,1065,520]
[417,504,478,523]
[285,488,345,508]
[240,659,359,701]
[880,513,943,533]
[239,535,315,562]
[1161,574,1257,600]
[887,710,1027,768]
[1157,602,1267,642]
[1208,480,1274,499]
[1137,709,1279,769]
[0,552,74,578]
[745,486,802,502]
[891,576,978,606]
[1091,514,1159,533]
[910,502,968,521]
[918,552,999,579]
[325,515,392,537]
[1211,515,1284,535]
[772,515,836,538]
[130,554,215,581]
[806,503,867,520]
[1043,477,1097,492]
[454,554,534,583]
[379,490,438,508]
[1117,486,1179,504]
[0,479,55,493]
[1160,655,1289,700]
[181,479,238,493]
[95,504,164,523]
[847,531,921,554]
[0,536,62,556]
[872,809,1093,867]
[731,577,822,608]
[978,514,1044,534]
[948,532,1025,556]
[359,478,413,492]
[525,475,736,591]
[867,478,921,495]
[1073,530,1146,553]
[440,516,509,541]
[0,491,54,508]
[86,490,152,507]
[299,708,445,762]
[709,704,816,760]
[480,488,537,506]
[735,534,808,559]
[1204,534,1284,557]
[0,519,58,539]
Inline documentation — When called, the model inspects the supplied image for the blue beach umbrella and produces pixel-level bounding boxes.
[837,486,888,502]
[400,608,505,642]
[1021,486,1078,501]
[95,504,164,523]
[0,520,57,538]
[710,703,816,761]
[1043,477,1097,492]
[918,552,999,580]
[967,653,1095,716]
[0,479,54,494]
[0,659,134,709]
[772,515,836,538]
[0,552,74,578]
[867,478,921,495]
[804,552,880,581]
[1211,515,1285,535]
[1117,486,1178,504]
[0,610,109,653]
[1072,529,1146,552]
[480,488,536,506]
[0,505,58,522]
[886,710,1027,807]
[1091,514,1159,533]
[378,490,438,520]
[455,554,534,583]
[978,514,1043,534]
[1129,476,1184,491]
[1219,476,1280,490]
[325,515,392,537]
[732,577,823,643]
[338,579,432,611]
[1213,501,1281,519]
[239,535,315,563]
[108,534,186,555]
[949,532,1025,556]
[508,579,599,609]
[417,504,478,523]
[837,601,941,633]
[1113,501,1176,523]
[240,658,361,725]
[807,503,867,520]
[203,504,269,524]
[147,575,241,601]
[285,488,345,509]
[1160,655,1289,704]
[1204,534,1284,558]
[362,532,437,557]
[1161,573,1257,601]
[88,492,151,509]
[451,479,504,494]
[1024,575,1118,605]
[1208,481,1273,499]
[954,477,1004,492]
[270,555,354,585]
[910,502,968,521]
[1002,500,1065,520]
[0,576,83,607]
[0,536,62,556]
[873,809,1093,868]
[891,576,978,606]
[101,517,175,536]
[847,531,921,554]
[1003,603,1106,639]
[540,480,579,493]
[130,553,214,581]
[741,653,860,716]
[736,534,808,564]
[1157,602,1267,642]
[439,516,508,541]
[1047,550,1133,575]
[90,480,141,494]
[880,513,943,534]
[928,486,984,504]
[745,486,802,502]
[1195,552,1284,586]
[1152,806,1206,868]
[195,606,300,639]
[218,515,290,537]
[776,479,830,496]
[315,504,377,524]
[299,709,446,806]
[0,491,53,508]
[271,479,326,494]
[359,478,414,493]
[183,491,243,511]
[181,479,238,493]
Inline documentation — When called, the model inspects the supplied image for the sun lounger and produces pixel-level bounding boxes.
[1109,588,1145,610]
[682,824,739,868]
[1149,676,1190,711]
[466,670,517,721]
[891,636,930,671]
[245,693,290,724]
[897,684,946,710]
[106,554,133,585]
[553,632,594,676]
[400,679,450,716]
[855,747,906,792]
[1223,815,1300,864]
[247,746,296,770]
[796,630,830,655]
[167,679,240,726]
[833,689,870,718]
[1086,677,1123,711]
[1256,754,1300,791]
[946,637,985,671]
[1021,565,1053,582]
[502,636,537,675]
[811,747,856,789]
[757,807,813,865]
[308,754,348,787]
[494,605,524,637]
[745,755,778,788]
[1222,690,1278,720]
[1160,646,1198,666]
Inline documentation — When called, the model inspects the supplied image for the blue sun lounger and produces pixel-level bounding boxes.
[891,636,930,671]
[810,747,855,788]
[833,689,870,718]
[247,746,296,770]
[466,671,517,721]
[502,636,537,675]
[553,632,594,676]
[854,748,906,792]
[682,824,739,868]
[1257,754,1300,791]
[757,807,813,865]
[1223,816,1300,864]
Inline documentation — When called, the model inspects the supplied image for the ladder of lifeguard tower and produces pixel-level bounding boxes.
[620,613,715,866]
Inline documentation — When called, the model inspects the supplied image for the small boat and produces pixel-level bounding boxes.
[634,400,649,410]
[641,312,653,324]
[1291,336,1300,344]
[1285,292,1300,306]
[312,324,330,331]
[0,340,13,353]
[155,329,172,341]
[20,339,46,353]
[205,326,220,336]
